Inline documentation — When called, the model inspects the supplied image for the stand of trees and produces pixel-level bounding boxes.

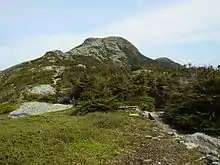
[66,65,220,136]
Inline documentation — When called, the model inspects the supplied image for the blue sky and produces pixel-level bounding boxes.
[0,0,220,69]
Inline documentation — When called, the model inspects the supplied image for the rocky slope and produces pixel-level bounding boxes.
[0,36,180,106]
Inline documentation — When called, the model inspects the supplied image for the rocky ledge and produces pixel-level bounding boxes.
[9,102,72,118]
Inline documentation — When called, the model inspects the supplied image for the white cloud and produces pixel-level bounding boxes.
[1,0,220,69]
[99,0,220,45]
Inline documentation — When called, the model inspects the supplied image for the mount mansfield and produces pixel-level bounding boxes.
[0,36,219,165]
[0,36,181,108]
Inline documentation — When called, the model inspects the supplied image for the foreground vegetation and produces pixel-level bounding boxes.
[0,112,204,165]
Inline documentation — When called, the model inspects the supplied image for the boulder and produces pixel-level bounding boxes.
[180,133,220,156]
[9,102,73,118]
[28,84,56,95]
[200,155,220,165]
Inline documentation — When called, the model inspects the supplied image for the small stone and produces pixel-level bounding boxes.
[184,163,190,165]
[145,135,153,139]
[173,138,185,144]
[168,131,178,137]
[141,111,149,117]
[144,159,152,163]
[76,64,87,69]
[129,113,139,117]
[148,113,156,120]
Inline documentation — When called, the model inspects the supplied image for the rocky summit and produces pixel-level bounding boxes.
[41,36,157,67]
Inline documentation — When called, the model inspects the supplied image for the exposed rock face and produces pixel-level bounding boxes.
[9,102,73,118]
[200,155,220,165]
[28,85,56,95]
[37,36,155,68]
[41,66,54,71]
[42,50,67,61]
[66,36,153,66]
[180,133,220,156]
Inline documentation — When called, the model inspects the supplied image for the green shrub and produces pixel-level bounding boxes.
[72,100,114,115]
[138,96,156,111]
[0,103,17,114]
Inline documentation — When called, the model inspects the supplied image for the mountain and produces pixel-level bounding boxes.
[1,37,178,75]
[0,36,218,164]
[156,57,182,68]
[36,36,158,69]
[0,36,184,110]
[0,36,180,105]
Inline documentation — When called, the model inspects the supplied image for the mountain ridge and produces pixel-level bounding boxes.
[0,36,181,105]
[1,36,181,74]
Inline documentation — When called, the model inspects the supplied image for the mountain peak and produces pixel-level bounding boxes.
[66,36,145,66]
[156,57,182,68]
[81,37,100,46]
[77,36,137,50]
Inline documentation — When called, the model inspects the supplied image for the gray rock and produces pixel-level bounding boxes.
[28,84,56,95]
[68,37,140,65]
[173,138,184,143]
[180,133,220,156]
[143,159,152,163]
[76,64,87,69]
[42,66,54,71]
[141,111,149,117]
[168,131,178,137]
[10,113,30,119]
[129,113,140,117]
[9,102,73,118]
[145,135,153,139]
[200,155,220,165]
[148,113,156,120]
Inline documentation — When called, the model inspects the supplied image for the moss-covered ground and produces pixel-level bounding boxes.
[0,112,204,165]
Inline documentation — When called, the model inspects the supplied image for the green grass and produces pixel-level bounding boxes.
[0,112,204,165]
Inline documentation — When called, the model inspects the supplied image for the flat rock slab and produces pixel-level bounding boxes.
[180,132,220,156]
[9,102,73,118]
[28,84,56,95]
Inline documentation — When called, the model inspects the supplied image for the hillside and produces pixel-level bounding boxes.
[0,36,176,106]
[1,36,220,164]
[156,57,182,68]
